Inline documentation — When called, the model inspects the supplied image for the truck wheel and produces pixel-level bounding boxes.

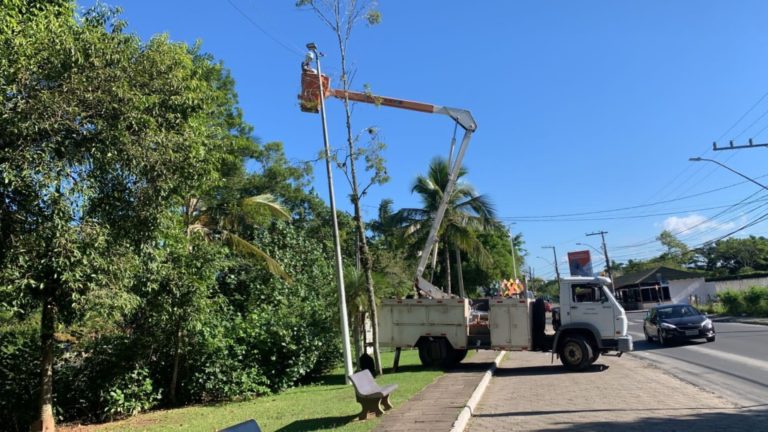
[418,338,455,368]
[452,348,468,364]
[559,336,593,371]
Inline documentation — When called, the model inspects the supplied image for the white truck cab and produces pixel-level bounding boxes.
[552,276,633,370]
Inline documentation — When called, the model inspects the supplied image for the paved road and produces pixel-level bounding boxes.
[626,310,768,407]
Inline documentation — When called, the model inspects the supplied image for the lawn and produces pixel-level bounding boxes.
[71,349,441,432]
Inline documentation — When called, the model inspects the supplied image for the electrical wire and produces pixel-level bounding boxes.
[226,0,305,58]
[499,173,768,220]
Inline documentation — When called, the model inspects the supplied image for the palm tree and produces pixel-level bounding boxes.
[184,193,291,280]
[392,157,496,297]
[163,193,290,404]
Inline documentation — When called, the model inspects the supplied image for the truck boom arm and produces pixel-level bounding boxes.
[301,69,476,298]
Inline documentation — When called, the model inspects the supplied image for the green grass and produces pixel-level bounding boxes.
[90,350,441,432]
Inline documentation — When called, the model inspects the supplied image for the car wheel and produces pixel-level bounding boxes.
[706,335,716,342]
[657,329,666,346]
[559,336,593,371]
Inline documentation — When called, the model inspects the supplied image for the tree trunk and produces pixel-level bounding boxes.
[334,30,383,375]
[169,327,182,405]
[444,245,452,295]
[455,249,466,298]
[353,311,364,370]
[37,289,56,432]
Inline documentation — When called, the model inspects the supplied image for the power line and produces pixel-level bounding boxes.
[499,173,768,220]
[613,188,768,249]
[226,0,305,58]
[715,89,768,142]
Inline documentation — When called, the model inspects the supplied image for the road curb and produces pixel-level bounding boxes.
[449,351,506,432]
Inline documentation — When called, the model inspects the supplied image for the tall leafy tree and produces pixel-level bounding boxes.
[0,2,249,429]
[392,157,496,297]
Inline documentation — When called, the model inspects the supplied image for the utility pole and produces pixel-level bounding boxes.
[586,231,614,292]
[542,245,560,281]
[306,43,354,384]
[507,223,519,281]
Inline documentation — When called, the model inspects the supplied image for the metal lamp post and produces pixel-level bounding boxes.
[306,42,354,384]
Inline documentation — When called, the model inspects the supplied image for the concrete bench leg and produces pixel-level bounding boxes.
[357,398,384,420]
[381,394,393,411]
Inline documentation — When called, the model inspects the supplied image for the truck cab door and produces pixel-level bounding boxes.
[566,283,615,341]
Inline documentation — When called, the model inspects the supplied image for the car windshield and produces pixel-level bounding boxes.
[656,305,699,319]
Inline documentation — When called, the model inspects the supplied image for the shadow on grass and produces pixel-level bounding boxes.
[274,414,358,432]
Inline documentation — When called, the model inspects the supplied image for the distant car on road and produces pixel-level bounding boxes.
[643,304,716,345]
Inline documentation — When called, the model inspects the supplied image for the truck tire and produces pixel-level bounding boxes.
[559,336,593,371]
[418,338,456,368]
[451,348,468,365]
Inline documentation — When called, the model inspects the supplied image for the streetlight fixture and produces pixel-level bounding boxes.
[689,157,768,192]
[306,42,354,384]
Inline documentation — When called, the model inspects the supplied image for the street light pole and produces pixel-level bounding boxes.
[689,157,768,192]
[542,246,560,281]
[307,43,354,384]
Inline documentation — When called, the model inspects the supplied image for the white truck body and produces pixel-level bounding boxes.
[380,276,633,370]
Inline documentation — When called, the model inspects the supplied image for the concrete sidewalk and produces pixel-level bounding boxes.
[467,351,768,431]
[373,350,499,432]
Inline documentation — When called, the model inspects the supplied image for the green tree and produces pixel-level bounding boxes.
[656,230,693,267]
[0,2,248,428]
[393,157,496,297]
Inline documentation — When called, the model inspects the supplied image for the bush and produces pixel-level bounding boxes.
[0,319,40,432]
[717,290,744,315]
[101,367,161,420]
[741,286,768,316]
[714,287,768,317]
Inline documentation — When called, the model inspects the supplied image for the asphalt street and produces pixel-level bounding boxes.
[626,310,768,407]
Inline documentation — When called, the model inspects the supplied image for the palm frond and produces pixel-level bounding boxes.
[241,194,291,221]
[221,230,291,282]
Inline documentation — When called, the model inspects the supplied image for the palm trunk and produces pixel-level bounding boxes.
[455,249,466,298]
[37,287,56,432]
[444,245,452,295]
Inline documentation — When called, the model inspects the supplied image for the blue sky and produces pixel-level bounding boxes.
[77,1,768,280]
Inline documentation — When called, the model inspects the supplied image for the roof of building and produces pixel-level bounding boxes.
[613,266,704,288]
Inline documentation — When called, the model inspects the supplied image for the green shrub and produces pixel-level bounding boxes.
[741,286,768,316]
[101,367,161,420]
[0,319,40,432]
[717,290,744,315]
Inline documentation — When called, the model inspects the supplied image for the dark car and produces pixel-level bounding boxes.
[643,304,716,345]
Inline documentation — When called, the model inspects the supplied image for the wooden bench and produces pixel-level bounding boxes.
[349,370,398,420]
[218,419,261,432]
